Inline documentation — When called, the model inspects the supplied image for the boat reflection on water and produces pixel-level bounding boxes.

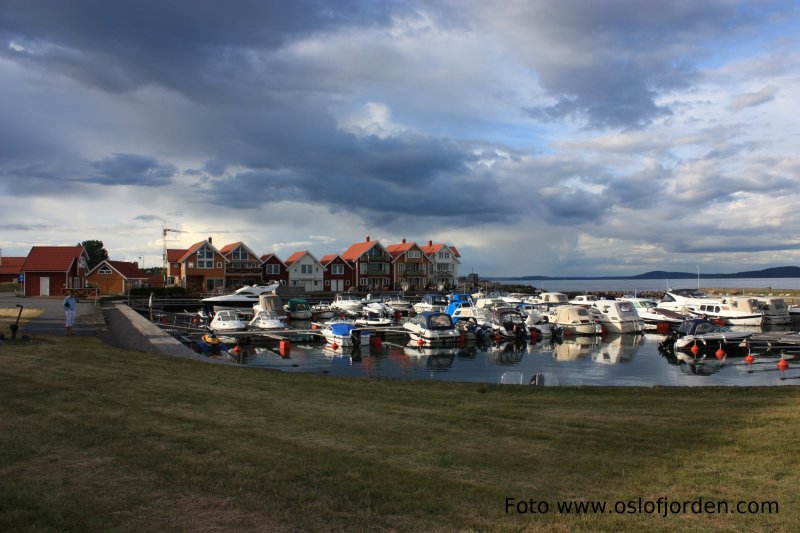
[592,333,644,364]
[486,340,527,365]
[403,344,457,371]
[550,336,601,361]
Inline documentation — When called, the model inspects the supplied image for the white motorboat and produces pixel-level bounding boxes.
[311,303,334,320]
[530,292,570,310]
[253,294,287,320]
[546,305,602,336]
[589,300,644,334]
[209,309,248,332]
[620,297,686,331]
[413,293,448,313]
[657,289,762,326]
[403,311,459,345]
[330,293,364,312]
[753,297,790,324]
[248,309,286,331]
[202,283,279,312]
[321,319,369,347]
[490,307,529,339]
[659,318,752,357]
[569,294,598,306]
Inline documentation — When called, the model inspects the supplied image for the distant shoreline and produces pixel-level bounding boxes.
[486,266,800,281]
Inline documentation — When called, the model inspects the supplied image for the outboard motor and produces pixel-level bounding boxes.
[530,372,545,386]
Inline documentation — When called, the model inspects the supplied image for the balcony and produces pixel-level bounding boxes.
[227,267,262,274]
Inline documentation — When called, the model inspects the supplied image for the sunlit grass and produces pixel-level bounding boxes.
[1,336,799,531]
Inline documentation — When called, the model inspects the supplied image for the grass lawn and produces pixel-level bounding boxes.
[1,335,798,532]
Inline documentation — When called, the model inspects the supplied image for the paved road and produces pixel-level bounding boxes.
[1,293,167,353]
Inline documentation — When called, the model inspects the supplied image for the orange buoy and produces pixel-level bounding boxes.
[691,343,700,356]
[777,358,789,372]
[744,354,754,365]
[715,347,725,360]
[417,337,425,347]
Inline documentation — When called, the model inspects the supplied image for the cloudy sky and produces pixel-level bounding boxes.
[1,0,799,277]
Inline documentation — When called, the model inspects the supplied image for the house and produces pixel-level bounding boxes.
[164,248,186,286]
[284,250,325,292]
[341,236,392,291]
[174,238,228,292]
[219,241,263,289]
[320,254,353,293]
[386,239,429,292]
[0,256,26,284]
[260,253,289,286]
[420,241,461,290]
[20,246,89,297]
[87,260,149,294]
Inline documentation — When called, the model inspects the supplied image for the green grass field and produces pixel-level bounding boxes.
[1,335,798,531]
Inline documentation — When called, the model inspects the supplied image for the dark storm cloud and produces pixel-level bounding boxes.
[89,154,176,186]
[200,132,517,226]
[0,0,398,100]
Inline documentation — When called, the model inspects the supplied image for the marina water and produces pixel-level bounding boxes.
[491,277,800,293]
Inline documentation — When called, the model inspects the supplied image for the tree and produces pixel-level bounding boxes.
[81,239,109,270]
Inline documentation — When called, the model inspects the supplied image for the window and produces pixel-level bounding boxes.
[197,247,214,268]
[301,264,313,274]
[98,267,112,275]
[332,264,344,275]
[438,251,450,259]
[408,250,421,259]
[232,248,248,260]
[266,264,280,275]
[217,262,222,268]
[360,278,367,286]
[325,280,330,286]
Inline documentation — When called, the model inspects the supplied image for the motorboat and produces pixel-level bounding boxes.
[196,331,230,356]
[413,293,448,313]
[330,293,364,312]
[490,307,529,339]
[355,304,394,327]
[253,294,286,319]
[202,283,279,312]
[321,319,369,348]
[656,289,762,326]
[569,294,598,306]
[311,303,334,320]
[619,297,686,331]
[209,309,248,332]
[283,298,312,320]
[658,318,752,357]
[589,300,644,334]
[753,297,790,324]
[546,305,602,336]
[248,309,286,331]
[403,311,459,345]
[530,292,570,310]
[383,292,413,312]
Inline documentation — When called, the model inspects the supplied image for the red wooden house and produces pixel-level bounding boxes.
[320,253,353,293]
[20,246,89,297]
[260,253,288,286]
[341,236,392,291]
[87,260,149,294]
[0,256,26,284]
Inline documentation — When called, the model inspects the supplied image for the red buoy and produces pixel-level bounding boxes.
[715,347,725,360]
[691,343,700,356]
[331,341,339,350]
[744,354,754,365]
[417,337,425,347]
[233,345,242,357]
[777,358,789,372]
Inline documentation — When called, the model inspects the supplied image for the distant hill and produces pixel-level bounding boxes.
[491,266,800,281]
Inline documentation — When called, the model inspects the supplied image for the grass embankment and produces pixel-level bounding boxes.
[1,337,799,532]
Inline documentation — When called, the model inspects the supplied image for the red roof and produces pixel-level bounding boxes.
[420,242,460,258]
[103,260,149,279]
[386,242,415,258]
[260,253,286,266]
[0,257,26,276]
[177,240,229,263]
[341,238,382,261]
[219,241,242,254]
[166,249,187,262]
[284,250,308,266]
[21,246,85,272]
[320,253,337,265]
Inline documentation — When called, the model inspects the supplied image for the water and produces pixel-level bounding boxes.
[237,323,800,387]
[491,277,800,293]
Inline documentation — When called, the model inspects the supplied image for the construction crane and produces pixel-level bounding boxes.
[162,222,185,285]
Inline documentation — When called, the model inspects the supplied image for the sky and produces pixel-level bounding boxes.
[1,0,799,277]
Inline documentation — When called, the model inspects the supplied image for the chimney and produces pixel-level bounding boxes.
[208,237,212,244]
[366,235,370,242]
[402,238,406,244]
[428,240,433,247]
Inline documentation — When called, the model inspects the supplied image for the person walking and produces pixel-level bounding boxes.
[64,290,77,336]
